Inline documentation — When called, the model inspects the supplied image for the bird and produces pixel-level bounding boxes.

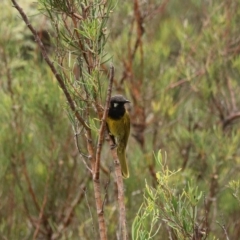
[106,95,131,178]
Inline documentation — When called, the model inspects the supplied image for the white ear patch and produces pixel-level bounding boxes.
[114,103,118,108]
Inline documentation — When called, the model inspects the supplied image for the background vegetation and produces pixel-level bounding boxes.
[1,0,240,239]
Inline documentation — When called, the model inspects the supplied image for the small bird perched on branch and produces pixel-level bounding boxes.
[106,95,131,178]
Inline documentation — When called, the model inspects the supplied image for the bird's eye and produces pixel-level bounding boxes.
[114,103,118,108]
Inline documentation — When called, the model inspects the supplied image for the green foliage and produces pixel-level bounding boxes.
[38,0,113,105]
[228,180,240,206]
[132,151,203,240]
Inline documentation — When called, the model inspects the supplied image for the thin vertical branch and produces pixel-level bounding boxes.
[227,76,237,112]
[216,221,230,240]
[133,0,144,69]
[87,127,108,240]
[11,159,48,236]
[108,141,128,240]
[33,175,49,240]
[95,66,114,180]
[21,153,41,212]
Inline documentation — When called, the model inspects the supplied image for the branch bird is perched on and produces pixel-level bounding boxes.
[106,95,130,178]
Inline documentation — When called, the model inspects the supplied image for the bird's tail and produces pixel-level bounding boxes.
[117,144,129,179]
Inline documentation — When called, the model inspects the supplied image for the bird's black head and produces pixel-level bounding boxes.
[108,95,130,120]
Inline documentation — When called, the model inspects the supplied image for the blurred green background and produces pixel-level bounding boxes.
[1,0,240,239]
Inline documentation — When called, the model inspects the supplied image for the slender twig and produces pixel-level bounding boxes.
[1,48,14,98]
[63,180,89,227]
[94,66,114,180]
[33,175,49,240]
[165,222,173,240]
[166,69,205,90]
[70,11,91,73]
[72,12,83,20]
[145,0,169,20]
[11,159,47,235]
[132,0,144,61]
[51,177,91,240]
[74,128,92,173]
[86,130,108,240]
[206,69,225,121]
[227,76,237,112]
[83,184,97,238]
[223,112,240,129]
[11,0,89,130]
[108,139,128,240]
[216,221,230,240]
[203,193,209,239]
[21,153,40,212]
[102,176,111,213]
[205,172,219,223]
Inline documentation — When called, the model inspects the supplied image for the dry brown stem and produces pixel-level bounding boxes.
[108,138,128,240]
